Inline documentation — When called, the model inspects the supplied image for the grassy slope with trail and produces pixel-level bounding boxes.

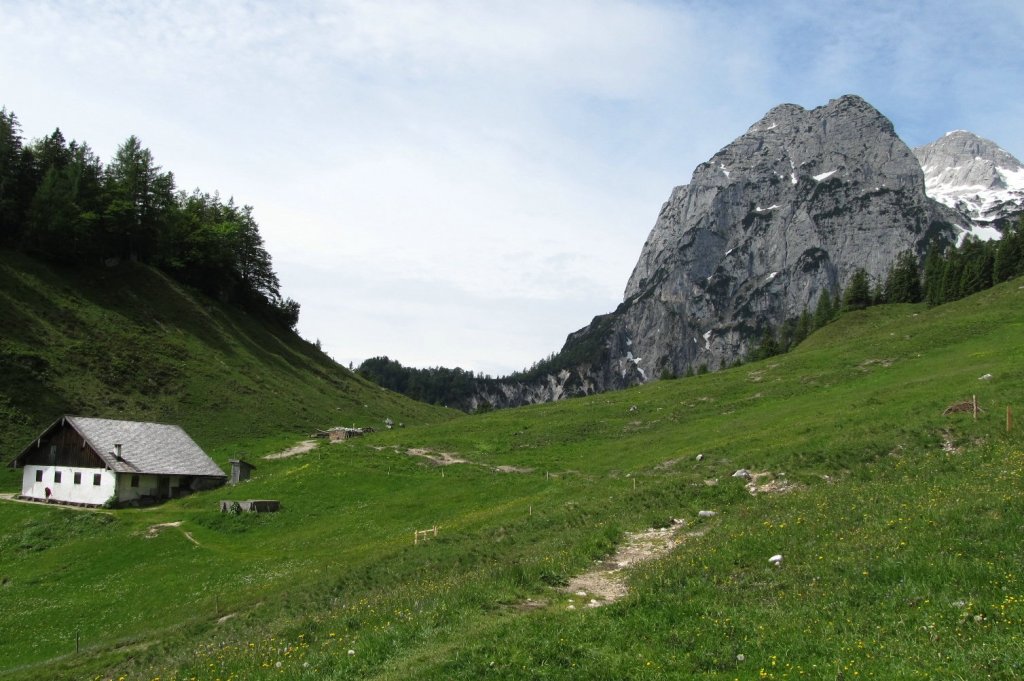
[0,250,455,492]
[0,271,1022,679]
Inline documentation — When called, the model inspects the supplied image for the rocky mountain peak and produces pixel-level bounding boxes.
[472,95,970,410]
[626,94,935,300]
[913,131,1024,233]
[583,94,958,387]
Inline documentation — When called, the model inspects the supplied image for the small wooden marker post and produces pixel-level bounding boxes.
[414,525,439,545]
[973,394,978,421]
[76,629,80,654]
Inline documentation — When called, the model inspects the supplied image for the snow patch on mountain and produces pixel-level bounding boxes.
[915,131,1024,239]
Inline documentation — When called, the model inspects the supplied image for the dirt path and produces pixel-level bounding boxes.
[406,448,470,465]
[145,521,201,546]
[405,448,534,474]
[264,439,318,460]
[563,519,697,607]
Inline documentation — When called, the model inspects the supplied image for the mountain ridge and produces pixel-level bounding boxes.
[463,95,961,409]
[360,96,1022,412]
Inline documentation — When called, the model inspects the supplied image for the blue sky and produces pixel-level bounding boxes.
[2,0,1022,375]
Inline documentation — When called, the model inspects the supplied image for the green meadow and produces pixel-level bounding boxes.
[0,249,454,496]
[1,269,1023,679]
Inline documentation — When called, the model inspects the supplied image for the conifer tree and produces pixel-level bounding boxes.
[843,268,872,310]
[813,289,834,329]
[923,245,945,305]
[884,251,922,303]
[993,220,1023,282]
[0,108,27,245]
[794,309,812,344]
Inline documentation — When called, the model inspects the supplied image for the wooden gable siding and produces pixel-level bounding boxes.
[21,423,105,469]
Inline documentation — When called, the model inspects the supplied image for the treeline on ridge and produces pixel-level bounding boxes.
[749,222,1024,362]
[0,107,299,327]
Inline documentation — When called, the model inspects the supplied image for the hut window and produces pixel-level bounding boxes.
[93,474,101,486]
[54,471,62,483]
[35,470,43,482]
[130,475,139,487]
[73,472,82,485]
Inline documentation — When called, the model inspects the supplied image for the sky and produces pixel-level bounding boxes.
[2,0,1023,376]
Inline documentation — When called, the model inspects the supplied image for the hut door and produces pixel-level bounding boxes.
[157,477,170,499]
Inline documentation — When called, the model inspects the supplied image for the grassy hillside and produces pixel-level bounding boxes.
[0,272,1022,679]
[0,250,455,490]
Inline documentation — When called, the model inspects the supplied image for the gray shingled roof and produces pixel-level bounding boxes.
[67,416,226,478]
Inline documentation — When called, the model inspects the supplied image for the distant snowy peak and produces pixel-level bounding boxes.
[914,130,1024,238]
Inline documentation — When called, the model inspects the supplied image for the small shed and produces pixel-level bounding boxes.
[229,459,255,484]
[315,426,370,442]
[220,499,280,513]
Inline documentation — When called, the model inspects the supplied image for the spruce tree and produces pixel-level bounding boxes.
[813,289,834,329]
[885,251,922,303]
[923,245,945,305]
[843,268,872,310]
[794,309,812,345]
[993,221,1023,282]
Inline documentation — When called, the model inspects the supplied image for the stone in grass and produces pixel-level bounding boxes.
[769,554,783,567]
[575,590,587,597]
[979,373,993,381]
[698,510,717,518]
[732,469,752,479]
[695,453,705,461]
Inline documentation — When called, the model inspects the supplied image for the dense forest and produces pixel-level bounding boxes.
[0,107,298,327]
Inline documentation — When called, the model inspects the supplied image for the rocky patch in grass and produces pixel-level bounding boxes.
[406,448,534,474]
[561,518,698,607]
[263,439,319,460]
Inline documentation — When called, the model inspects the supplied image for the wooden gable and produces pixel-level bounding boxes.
[19,421,106,469]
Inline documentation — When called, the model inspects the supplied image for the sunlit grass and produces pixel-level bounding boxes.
[1,276,1022,679]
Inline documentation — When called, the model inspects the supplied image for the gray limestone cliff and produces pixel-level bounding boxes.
[470,95,960,410]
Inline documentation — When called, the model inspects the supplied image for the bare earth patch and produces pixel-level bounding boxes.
[493,465,535,474]
[145,521,183,538]
[406,448,533,474]
[145,521,201,546]
[264,440,318,460]
[407,448,470,466]
[744,471,802,496]
[562,519,696,607]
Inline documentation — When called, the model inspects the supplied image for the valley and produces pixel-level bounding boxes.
[2,276,1022,679]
